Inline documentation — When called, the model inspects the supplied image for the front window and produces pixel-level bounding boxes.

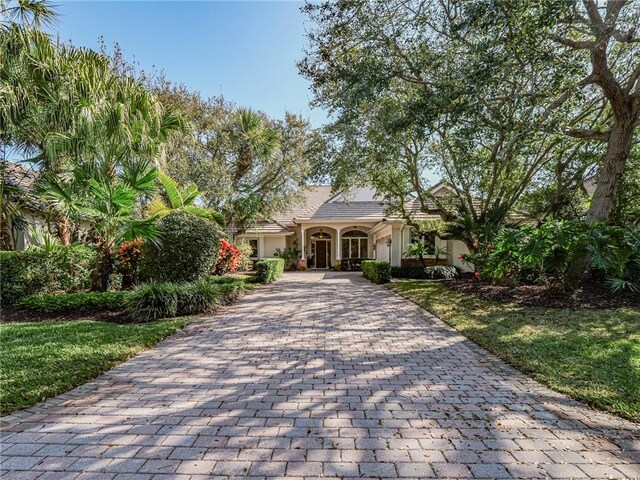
[411,231,436,255]
[248,239,258,258]
[341,230,368,259]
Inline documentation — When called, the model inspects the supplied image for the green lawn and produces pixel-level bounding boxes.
[388,281,640,422]
[0,318,194,415]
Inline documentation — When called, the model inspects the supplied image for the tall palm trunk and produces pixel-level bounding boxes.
[56,215,71,245]
[92,244,113,292]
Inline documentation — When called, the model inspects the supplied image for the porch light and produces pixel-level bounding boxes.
[386,237,392,247]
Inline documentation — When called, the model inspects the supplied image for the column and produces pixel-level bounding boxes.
[335,227,342,260]
[300,225,306,259]
[391,225,403,266]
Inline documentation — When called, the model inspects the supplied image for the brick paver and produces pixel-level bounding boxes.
[2,272,639,479]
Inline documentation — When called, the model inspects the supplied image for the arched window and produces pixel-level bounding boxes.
[341,230,368,259]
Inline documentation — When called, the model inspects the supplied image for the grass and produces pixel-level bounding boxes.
[388,281,640,422]
[0,318,194,415]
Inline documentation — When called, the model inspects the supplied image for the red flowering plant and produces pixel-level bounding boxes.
[213,239,242,275]
[458,240,497,281]
[115,239,144,289]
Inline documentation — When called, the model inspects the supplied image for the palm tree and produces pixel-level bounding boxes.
[84,166,159,291]
[228,108,280,186]
[1,0,56,28]
[147,170,224,226]
[40,161,159,291]
[441,201,514,250]
[1,24,185,245]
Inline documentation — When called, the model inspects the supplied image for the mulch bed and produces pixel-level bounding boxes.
[1,309,129,324]
[444,278,640,309]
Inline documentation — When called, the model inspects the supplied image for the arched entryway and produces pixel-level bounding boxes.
[310,231,331,269]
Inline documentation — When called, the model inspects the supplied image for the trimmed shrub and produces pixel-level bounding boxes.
[391,265,458,279]
[213,239,242,275]
[140,211,221,283]
[0,244,96,305]
[17,291,128,314]
[362,260,391,284]
[391,266,429,279]
[255,258,285,283]
[125,282,180,322]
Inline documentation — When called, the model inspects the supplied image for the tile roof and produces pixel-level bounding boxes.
[271,185,335,222]
[1,161,42,211]
[298,200,387,220]
[2,161,38,190]
[245,220,293,235]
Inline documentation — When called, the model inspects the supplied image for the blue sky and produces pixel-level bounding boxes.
[47,1,327,125]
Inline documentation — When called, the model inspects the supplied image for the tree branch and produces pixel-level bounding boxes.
[548,33,594,50]
[563,128,611,141]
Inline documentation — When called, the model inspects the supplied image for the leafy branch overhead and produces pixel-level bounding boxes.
[300,0,639,233]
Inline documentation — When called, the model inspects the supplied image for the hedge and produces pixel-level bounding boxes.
[391,265,458,279]
[362,260,391,284]
[255,258,285,283]
[125,277,247,322]
[17,291,128,314]
[140,211,222,283]
[0,245,96,305]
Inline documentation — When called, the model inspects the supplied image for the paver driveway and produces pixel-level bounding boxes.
[1,272,639,480]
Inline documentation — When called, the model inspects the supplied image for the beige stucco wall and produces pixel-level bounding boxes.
[450,240,472,272]
[262,235,287,257]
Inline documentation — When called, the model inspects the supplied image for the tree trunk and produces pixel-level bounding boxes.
[92,247,113,292]
[0,219,12,250]
[586,120,635,222]
[56,215,71,246]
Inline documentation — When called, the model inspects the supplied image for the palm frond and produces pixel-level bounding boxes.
[157,169,182,209]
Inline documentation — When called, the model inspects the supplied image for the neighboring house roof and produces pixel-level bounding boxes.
[1,161,42,211]
[2,161,38,191]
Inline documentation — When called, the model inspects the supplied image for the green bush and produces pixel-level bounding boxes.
[465,220,640,291]
[391,265,458,279]
[217,280,246,302]
[177,279,224,315]
[208,275,245,284]
[255,258,285,283]
[140,211,221,283]
[274,242,300,271]
[424,266,458,279]
[17,291,128,314]
[391,266,429,279]
[125,282,180,322]
[126,277,247,322]
[362,260,391,284]
[1,244,96,305]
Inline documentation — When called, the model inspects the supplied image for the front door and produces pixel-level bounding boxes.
[315,240,328,268]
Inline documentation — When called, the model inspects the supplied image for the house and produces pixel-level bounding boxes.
[0,161,50,251]
[237,183,472,271]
